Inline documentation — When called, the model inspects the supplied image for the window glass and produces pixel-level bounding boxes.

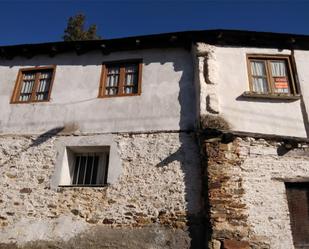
[248,57,295,95]
[124,64,138,94]
[12,67,55,103]
[100,61,142,97]
[250,61,268,93]
[36,71,53,100]
[270,61,290,94]
[106,67,120,96]
[19,72,36,102]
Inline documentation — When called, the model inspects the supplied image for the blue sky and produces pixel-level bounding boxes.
[0,0,308,45]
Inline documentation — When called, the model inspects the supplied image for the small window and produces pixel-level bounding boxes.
[71,152,109,186]
[11,66,56,103]
[247,55,297,95]
[99,60,142,97]
[58,146,110,187]
[286,182,309,249]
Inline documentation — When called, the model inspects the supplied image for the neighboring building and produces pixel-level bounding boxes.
[0,30,309,249]
[194,30,309,249]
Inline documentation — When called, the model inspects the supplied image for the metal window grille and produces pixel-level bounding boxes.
[72,152,109,186]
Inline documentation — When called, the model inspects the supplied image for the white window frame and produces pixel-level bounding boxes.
[51,135,122,189]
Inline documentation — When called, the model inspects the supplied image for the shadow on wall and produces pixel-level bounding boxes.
[157,57,206,249]
[236,94,309,139]
[0,127,64,168]
[1,50,205,248]
[29,127,64,147]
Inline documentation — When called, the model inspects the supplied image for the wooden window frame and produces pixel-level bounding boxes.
[98,59,142,98]
[246,54,298,96]
[10,65,56,104]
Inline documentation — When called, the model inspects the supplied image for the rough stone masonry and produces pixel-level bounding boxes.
[203,130,309,249]
[0,132,204,249]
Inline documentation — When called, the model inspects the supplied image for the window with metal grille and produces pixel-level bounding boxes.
[246,55,297,96]
[11,66,55,103]
[71,152,109,186]
[286,182,309,249]
[99,60,142,97]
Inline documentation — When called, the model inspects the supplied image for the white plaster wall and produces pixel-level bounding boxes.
[237,138,309,249]
[293,49,309,129]
[205,46,307,137]
[0,48,195,134]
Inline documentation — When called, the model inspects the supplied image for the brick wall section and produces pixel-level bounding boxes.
[0,132,202,248]
[204,134,309,249]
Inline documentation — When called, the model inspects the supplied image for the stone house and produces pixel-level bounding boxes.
[0,30,309,249]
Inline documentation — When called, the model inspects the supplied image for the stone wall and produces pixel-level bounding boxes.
[204,131,309,249]
[0,132,203,248]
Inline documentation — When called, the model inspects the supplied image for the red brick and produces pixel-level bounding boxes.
[223,239,250,249]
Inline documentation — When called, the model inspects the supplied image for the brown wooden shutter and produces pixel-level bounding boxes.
[286,182,309,249]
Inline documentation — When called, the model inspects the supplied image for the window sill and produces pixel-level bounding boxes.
[242,91,301,100]
[10,100,50,104]
[58,184,108,188]
[98,93,141,98]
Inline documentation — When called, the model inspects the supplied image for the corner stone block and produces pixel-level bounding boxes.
[211,239,221,249]
[223,239,250,249]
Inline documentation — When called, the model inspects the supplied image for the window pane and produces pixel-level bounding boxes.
[251,61,266,76]
[106,87,118,96]
[106,67,120,95]
[125,65,137,73]
[35,71,52,101]
[125,73,138,85]
[108,67,120,75]
[250,61,268,93]
[19,72,36,102]
[271,61,287,77]
[107,74,119,87]
[124,86,134,94]
[252,78,269,93]
[124,64,138,94]
[271,61,290,94]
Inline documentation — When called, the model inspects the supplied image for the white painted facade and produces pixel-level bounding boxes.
[196,43,309,138]
[0,48,196,134]
[1,42,309,138]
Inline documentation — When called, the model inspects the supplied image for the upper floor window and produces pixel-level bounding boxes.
[11,66,55,103]
[247,55,297,96]
[99,60,142,97]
